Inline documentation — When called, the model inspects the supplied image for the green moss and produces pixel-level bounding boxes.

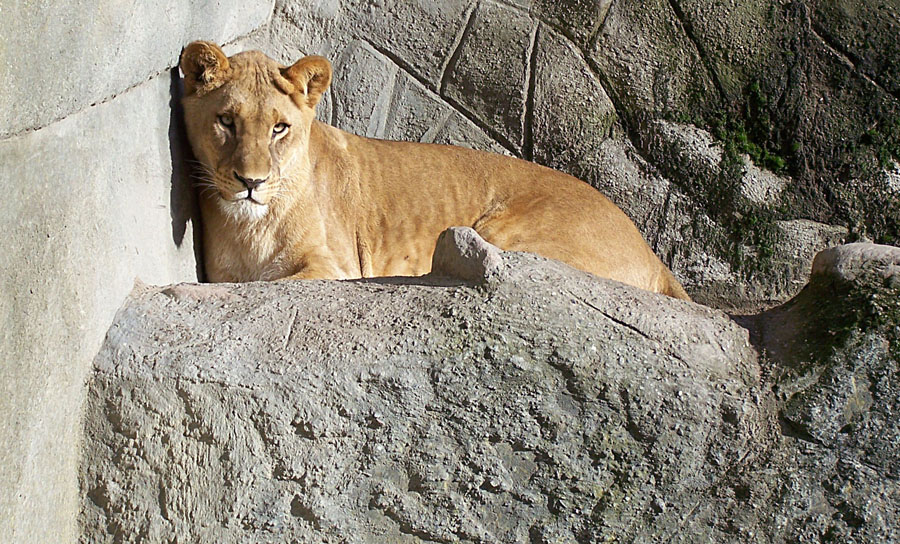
[711,80,793,175]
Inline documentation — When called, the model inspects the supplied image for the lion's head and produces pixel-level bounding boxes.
[180,41,331,221]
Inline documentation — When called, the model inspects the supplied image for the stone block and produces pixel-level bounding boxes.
[590,0,717,119]
[532,26,616,172]
[443,0,537,152]
[80,251,762,541]
[330,41,399,138]
[348,0,474,87]
[814,0,900,95]
[382,73,454,143]
[532,0,612,47]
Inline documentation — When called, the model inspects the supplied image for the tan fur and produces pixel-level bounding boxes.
[180,42,690,300]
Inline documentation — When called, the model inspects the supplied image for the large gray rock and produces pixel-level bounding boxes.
[732,243,900,542]
[80,249,764,542]
[79,240,900,542]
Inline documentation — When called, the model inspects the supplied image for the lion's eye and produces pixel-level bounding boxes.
[218,115,234,129]
[273,123,290,137]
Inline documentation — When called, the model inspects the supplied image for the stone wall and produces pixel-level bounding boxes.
[239,0,898,310]
[0,1,272,540]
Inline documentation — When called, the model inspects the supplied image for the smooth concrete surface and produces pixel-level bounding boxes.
[0,0,273,138]
[0,72,200,542]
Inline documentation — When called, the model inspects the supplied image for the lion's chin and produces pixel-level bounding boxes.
[217,197,269,222]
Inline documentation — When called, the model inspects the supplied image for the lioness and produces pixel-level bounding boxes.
[180,41,690,300]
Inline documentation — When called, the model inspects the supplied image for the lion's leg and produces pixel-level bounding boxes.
[281,254,356,280]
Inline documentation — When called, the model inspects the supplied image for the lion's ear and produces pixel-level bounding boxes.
[283,56,332,108]
[180,41,230,96]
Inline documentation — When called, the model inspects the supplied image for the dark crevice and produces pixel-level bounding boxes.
[568,290,654,342]
[523,24,540,161]
[362,39,434,95]
[666,0,728,103]
[439,1,479,96]
[619,386,652,444]
[290,496,323,529]
[281,309,298,350]
[778,415,826,447]
[546,352,586,403]
[810,23,900,103]
[590,2,615,47]
[439,92,522,155]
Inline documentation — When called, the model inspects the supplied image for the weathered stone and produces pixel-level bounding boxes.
[331,41,399,138]
[590,0,719,120]
[674,0,803,100]
[80,251,764,542]
[532,25,616,168]
[0,0,272,138]
[430,227,506,283]
[646,119,788,205]
[382,74,453,143]
[0,73,200,542]
[443,0,537,151]
[733,243,900,541]
[646,119,722,181]
[431,112,512,155]
[741,162,787,205]
[272,0,473,89]
[815,0,900,96]
[347,0,474,87]
[810,242,900,285]
[532,0,611,48]
[768,219,849,295]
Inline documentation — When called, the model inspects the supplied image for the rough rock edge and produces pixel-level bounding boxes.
[430,226,507,283]
[811,242,900,286]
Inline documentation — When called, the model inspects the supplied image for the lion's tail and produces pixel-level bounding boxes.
[661,267,691,301]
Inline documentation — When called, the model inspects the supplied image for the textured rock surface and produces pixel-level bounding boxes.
[79,241,900,542]
[6,0,900,540]
[81,250,765,542]
[733,243,900,542]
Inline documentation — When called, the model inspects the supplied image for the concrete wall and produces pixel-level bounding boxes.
[0,1,273,540]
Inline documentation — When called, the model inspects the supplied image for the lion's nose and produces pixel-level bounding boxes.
[234,172,267,190]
